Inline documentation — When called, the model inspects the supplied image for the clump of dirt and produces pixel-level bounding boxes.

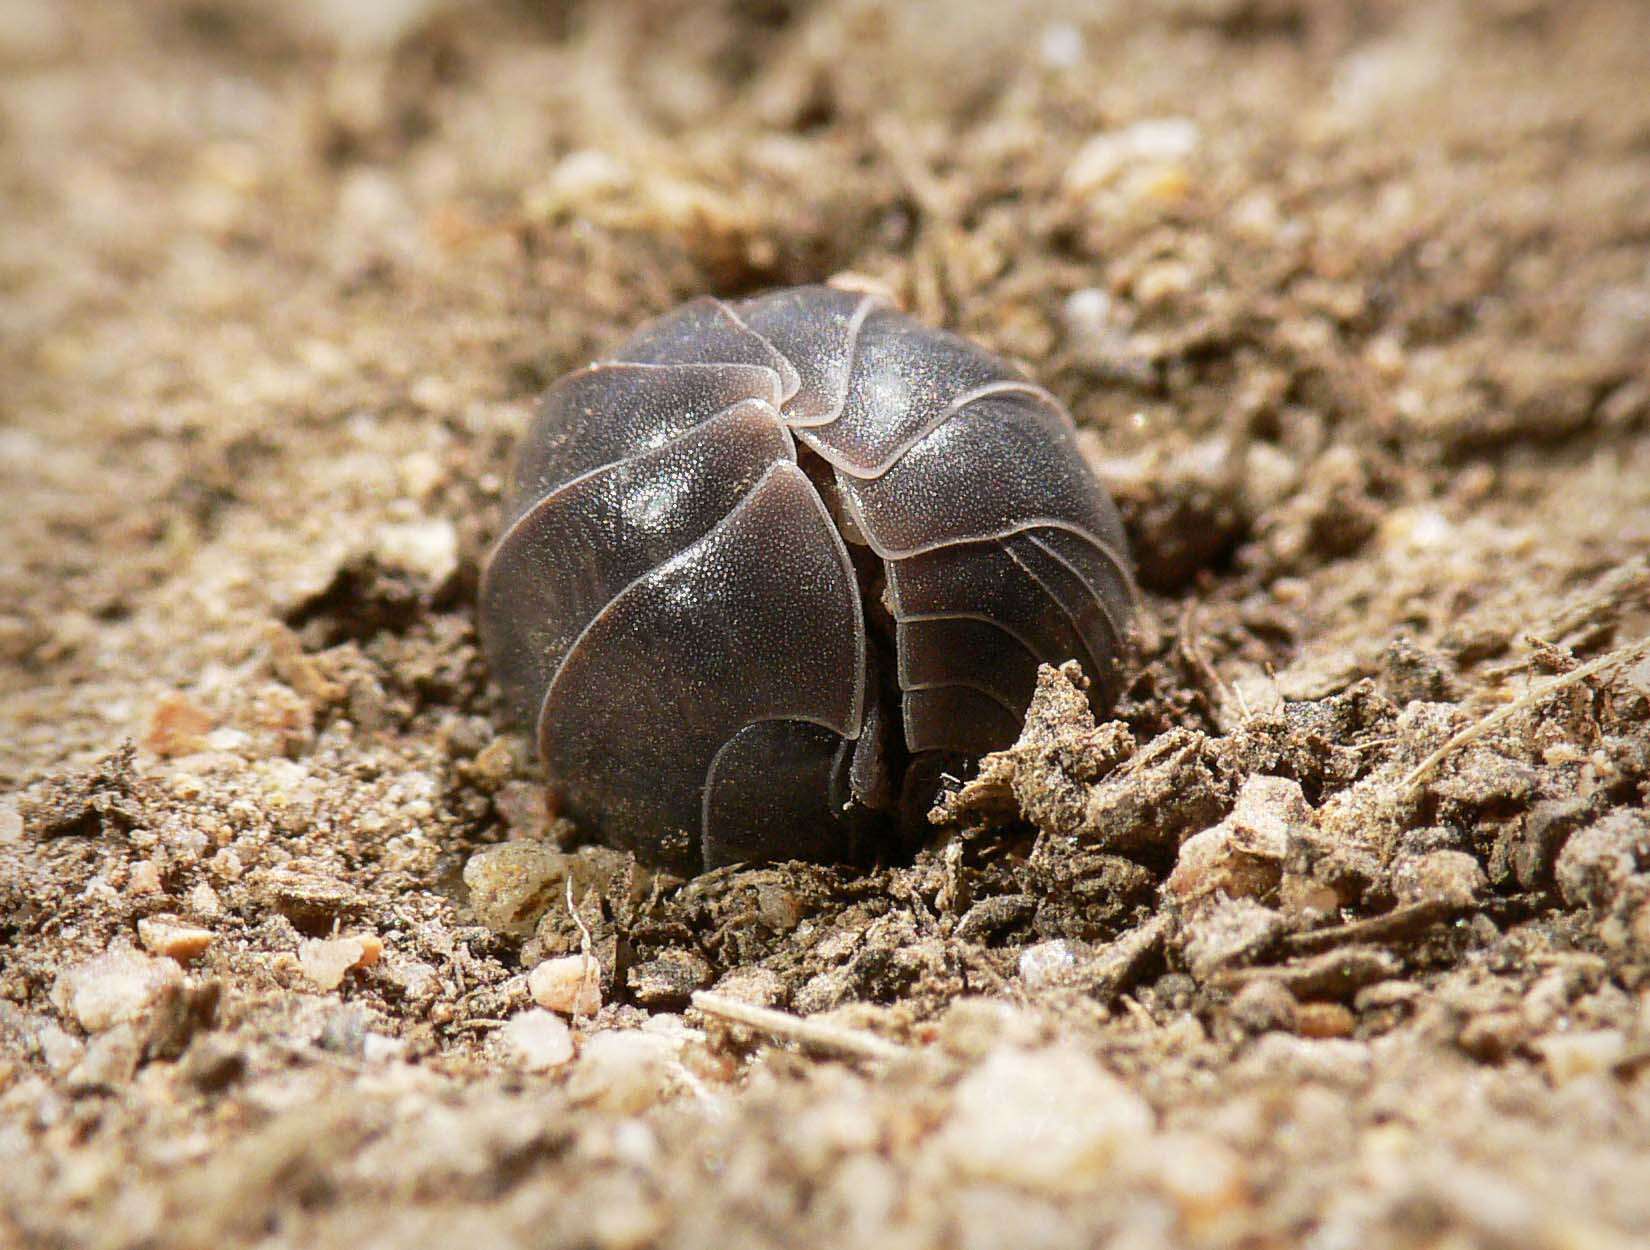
[4,2,1650,1248]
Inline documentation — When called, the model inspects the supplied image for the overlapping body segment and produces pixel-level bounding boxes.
[481,284,1135,873]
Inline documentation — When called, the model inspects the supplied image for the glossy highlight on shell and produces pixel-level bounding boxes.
[480,284,1135,873]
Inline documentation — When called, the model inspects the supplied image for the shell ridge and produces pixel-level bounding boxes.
[579,359,784,408]
[507,361,785,522]
[699,715,856,868]
[716,298,802,404]
[893,614,1042,710]
[837,470,1124,564]
[486,402,795,735]
[999,535,1108,683]
[610,297,792,403]
[806,292,880,430]
[793,459,869,740]
[485,396,792,581]
[532,459,801,751]
[895,677,1022,720]
[887,604,1058,680]
[902,687,1023,755]
[805,379,1058,480]
[1024,528,1134,656]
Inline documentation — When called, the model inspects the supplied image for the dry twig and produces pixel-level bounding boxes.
[691,992,910,1062]
[1402,634,1650,794]
[1283,898,1462,955]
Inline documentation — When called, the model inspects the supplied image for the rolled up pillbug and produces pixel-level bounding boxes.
[480,284,1136,874]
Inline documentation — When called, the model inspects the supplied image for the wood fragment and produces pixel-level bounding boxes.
[1211,945,1400,1001]
[1283,898,1462,956]
[1178,600,1237,716]
[691,992,910,1062]
[1083,914,1170,1003]
[1402,634,1650,793]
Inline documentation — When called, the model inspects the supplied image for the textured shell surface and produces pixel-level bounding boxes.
[480,285,1135,874]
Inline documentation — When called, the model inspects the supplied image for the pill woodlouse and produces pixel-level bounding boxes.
[480,285,1135,874]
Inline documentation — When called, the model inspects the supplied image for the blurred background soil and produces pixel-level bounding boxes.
[3,1,1650,1247]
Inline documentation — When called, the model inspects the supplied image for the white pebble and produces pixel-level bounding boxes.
[297,935,382,991]
[1037,23,1084,70]
[188,882,223,917]
[1066,118,1200,196]
[36,1023,85,1074]
[362,1033,407,1064]
[51,949,183,1032]
[567,1030,681,1113]
[1534,1029,1626,1085]
[551,149,632,197]
[936,1045,1153,1192]
[529,955,602,1017]
[1017,940,1081,990]
[373,517,458,585]
[1061,287,1119,337]
[204,727,251,753]
[499,1010,574,1072]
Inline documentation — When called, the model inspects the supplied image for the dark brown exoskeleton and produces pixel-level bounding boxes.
[480,285,1135,873]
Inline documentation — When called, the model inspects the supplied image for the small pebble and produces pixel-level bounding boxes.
[1065,118,1200,197]
[373,517,458,585]
[1293,1002,1356,1039]
[1018,939,1082,991]
[467,738,516,788]
[529,954,602,1017]
[362,1033,406,1063]
[1392,849,1485,907]
[524,149,632,218]
[499,1009,574,1072]
[52,949,183,1032]
[936,1044,1153,1193]
[568,1031,681,1113]
[707,966,786,1010]
[1178,896,1287,981]
[137,918,215,963]
[144,692,214,757]
[1167,775,1307,906]
[1457,1010,1526,1063]
[1555,812,1647,911]
[188,882,222,917]
[935,998,1045,1060]
[463,843,572,937]
[1037,22,1084,70]
[1533,1029,1626,1085]
[1229,980,1297,1034]
[126,860,163,896]
[35,1023,85,1075]
[297,934,383,991]
[1128,1131,1248,1224]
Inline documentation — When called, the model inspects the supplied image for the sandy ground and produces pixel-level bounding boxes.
[3,1,1650,1247]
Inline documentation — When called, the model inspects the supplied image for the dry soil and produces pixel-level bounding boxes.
[3,2,1650,1248]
